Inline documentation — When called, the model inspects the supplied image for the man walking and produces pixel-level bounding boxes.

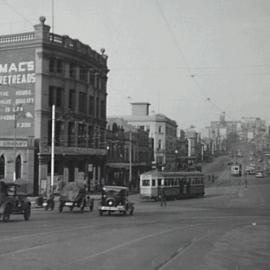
[160,186,167,207]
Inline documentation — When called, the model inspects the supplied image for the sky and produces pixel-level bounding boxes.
[0,0,270,131]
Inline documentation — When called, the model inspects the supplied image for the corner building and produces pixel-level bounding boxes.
[0,17,108,194]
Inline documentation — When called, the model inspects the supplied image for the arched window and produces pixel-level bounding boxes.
[0,155,5,179]
[16,155,22,180]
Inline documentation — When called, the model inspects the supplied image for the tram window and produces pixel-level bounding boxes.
[142,180,150,186]
[152,180,156,186]
[158,179,162,186]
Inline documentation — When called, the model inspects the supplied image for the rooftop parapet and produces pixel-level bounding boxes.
[0,16,108,67]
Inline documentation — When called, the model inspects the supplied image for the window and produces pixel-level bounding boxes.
[49,86,63,108]
[79,66,87,81]
[55,121,64,146]
[158,126,162,133]
[49,58,63,74]
[100,100,106,118]
[69,63,76,79]
[79,92,86,113]
[78,123,86,146]
[142,180,150,186]
[49,86,54,107]
[68,122,75,146]
[49,58,54,73]
[88,126,94,147]
[90,73,95,86]
[89,96,94,116]
[56,59,62,73]
[152,180,156,187]
[95,97,99,117]
[69,89,76,110]
[56,87,63,107]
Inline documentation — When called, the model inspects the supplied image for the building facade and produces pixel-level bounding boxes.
[119,102,178,171]
[0,17,108,194]
[106,117,153,188]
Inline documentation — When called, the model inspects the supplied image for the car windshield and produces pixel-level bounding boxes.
[103,188,127,197]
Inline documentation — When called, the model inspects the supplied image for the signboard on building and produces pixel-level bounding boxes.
[0,47,35,138]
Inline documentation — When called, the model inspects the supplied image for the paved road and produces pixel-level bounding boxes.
[0,165,269,269]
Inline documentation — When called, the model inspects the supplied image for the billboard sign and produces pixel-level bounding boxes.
[0,47,35,137]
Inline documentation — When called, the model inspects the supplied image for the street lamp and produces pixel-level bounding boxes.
[174,149,178,171]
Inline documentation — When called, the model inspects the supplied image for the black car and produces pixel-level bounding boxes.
[0,181,31,222]
[99,186,134,216]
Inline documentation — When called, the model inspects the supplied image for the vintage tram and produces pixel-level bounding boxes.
[140,170,204,200]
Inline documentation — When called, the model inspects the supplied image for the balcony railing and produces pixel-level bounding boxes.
[0,32,35,44]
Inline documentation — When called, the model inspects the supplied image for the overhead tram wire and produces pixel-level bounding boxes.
[2,0,33,27]
[155,0,233,118]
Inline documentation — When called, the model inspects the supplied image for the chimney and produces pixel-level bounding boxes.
[131,102,150,116]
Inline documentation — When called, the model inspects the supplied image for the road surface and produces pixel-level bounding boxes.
[0,161,269,269]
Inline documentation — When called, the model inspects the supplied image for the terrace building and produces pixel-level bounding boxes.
[0,17,109,194]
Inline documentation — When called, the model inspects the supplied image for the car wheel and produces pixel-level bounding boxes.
[2,205,10,222]
[24,207,31,221]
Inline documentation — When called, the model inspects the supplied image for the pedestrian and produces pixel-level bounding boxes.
[160,186,167,207]
[244,172,248,188]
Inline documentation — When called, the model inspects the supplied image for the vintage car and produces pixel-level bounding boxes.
[255,171,264,178]
[0,181,31,222]
[99,186,134,216]
[58,182,94,213]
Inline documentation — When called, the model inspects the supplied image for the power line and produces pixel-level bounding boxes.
[1,0,33,27]
[155,0,236,120]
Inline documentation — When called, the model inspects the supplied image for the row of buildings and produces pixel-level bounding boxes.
[4,17,269,195]
[203,112,269,155]
[0,17,205,195]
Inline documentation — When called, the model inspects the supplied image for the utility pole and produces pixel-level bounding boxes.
[129,131,132,188]
[13,106,17,182]
[50,104,55,195]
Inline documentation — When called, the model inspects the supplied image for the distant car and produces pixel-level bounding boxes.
[99,186,134,216]
[0,181,31,222]
[255,172,264,178]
